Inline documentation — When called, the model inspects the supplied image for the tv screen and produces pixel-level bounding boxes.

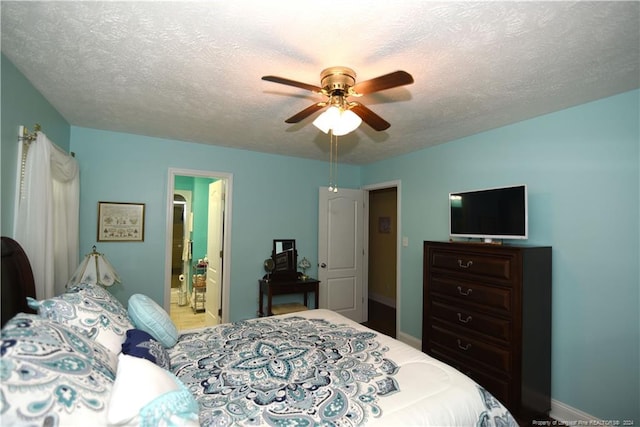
[449,185,528,242]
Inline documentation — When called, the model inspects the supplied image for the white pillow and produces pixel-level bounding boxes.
[107,354,199,427]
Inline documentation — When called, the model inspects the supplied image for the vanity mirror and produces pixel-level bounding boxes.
[271,239,297,280]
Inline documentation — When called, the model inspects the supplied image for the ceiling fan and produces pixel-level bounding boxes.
[261,66,414,132]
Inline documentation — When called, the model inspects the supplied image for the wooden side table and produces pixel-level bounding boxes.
[258,278,320,317]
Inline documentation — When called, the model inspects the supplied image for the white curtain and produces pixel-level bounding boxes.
[14,132,79,299]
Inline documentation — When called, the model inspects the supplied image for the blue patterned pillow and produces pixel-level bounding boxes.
[121,329,171,370]
[68,282,127,309]
[0,314,115,426]
[28,283,134,356]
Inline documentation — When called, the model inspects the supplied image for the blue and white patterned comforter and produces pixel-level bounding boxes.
[169,309,516,426]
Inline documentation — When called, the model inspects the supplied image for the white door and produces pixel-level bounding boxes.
[318,187,365,322]
[205,180,224,326]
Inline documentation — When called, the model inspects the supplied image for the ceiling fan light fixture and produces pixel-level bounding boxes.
[335,109,362,135]
[313,106,362,136]
[312,106,339,134]
[263,66,413,132]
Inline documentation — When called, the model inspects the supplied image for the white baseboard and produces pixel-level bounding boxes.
[550,399,601,424]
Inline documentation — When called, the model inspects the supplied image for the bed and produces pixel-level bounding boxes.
[1,236,517,426]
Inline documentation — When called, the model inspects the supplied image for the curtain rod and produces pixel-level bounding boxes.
[18,124,75,157]
[18,124,41,143]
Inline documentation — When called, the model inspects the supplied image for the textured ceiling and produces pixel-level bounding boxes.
[2,1,639,164]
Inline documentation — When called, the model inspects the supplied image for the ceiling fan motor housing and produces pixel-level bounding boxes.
[320,67,356,93]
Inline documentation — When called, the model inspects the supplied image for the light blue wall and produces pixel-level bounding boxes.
[1,54,70,235]
[363,90,640,422]
[70,127,361,321]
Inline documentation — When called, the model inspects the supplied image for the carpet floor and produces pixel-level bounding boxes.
[361,299,396,338]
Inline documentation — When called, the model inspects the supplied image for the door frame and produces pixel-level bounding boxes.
[173,189,192,287]
[363,180,401,336]
[164,168,233,324]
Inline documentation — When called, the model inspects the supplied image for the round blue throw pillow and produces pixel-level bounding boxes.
[127,294,178,348]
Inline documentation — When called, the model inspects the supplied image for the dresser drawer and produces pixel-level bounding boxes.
[430,249,515,281]
[429,346,511,405]
[430,276,512,314]
[428,325,512,373]
[430,300,511,342]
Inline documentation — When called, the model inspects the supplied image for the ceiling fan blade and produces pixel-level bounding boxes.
[285,102,327,123]
[262,75,323,93]
[349,103,390,131]
[351,70,414,95]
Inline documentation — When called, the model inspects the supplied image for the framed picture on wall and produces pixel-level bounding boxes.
[97,202,145,242]
[378,216,391,233]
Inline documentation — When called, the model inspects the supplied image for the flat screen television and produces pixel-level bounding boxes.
[449,184,528,242]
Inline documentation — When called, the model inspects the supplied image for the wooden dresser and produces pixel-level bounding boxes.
[422,241,552,416]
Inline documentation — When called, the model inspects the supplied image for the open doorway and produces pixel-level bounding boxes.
[164,168,233,330]
[363,182,399,338]
[170,191,191,308]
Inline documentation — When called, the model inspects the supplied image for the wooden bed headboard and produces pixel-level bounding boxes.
[1,236,36,327]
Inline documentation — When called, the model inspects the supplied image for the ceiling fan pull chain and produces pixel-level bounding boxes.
[327,131,339,193]
[328,130,334,192]
[333,134,338,193]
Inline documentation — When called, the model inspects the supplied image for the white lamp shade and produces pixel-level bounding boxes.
[313,107,362,136]
[66,246,121,288]
[332,109,362,136]
[313,106,340,134]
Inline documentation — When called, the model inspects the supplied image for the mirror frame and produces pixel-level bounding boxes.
[271,239,298,280]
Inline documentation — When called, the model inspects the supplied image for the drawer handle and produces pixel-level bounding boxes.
[457,339,472,351]
[457,313,473,323]
[457,286,473,296]
[457,259,473,269]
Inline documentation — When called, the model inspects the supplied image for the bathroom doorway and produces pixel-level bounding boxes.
[164,168,233,329]
[170,191,191,307]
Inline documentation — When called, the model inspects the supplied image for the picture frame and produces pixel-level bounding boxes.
[378,216,391,233]
[97,202,145,242]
